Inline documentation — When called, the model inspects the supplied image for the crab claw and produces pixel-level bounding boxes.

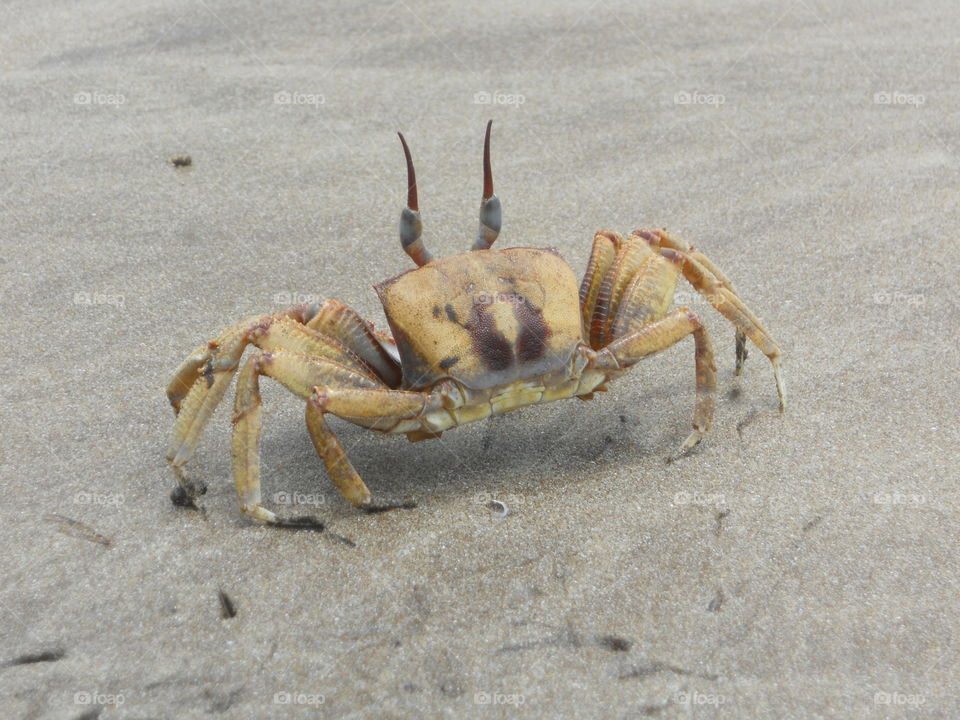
[397,132,433,267]
[472,119,501,251]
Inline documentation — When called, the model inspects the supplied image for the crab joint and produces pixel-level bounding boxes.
[473,120,501,251]
[397,131,434,267]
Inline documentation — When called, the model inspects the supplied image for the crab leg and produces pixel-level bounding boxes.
[166,304,319,413]
[634,229,784,408]
[312,386,434,421]
[609,250,683,338]
[167,323,249,482]
[231,351,382,523]
[305,386,437,507]
[579,230,621,338]
[587,234,657,349]
[304,299,401,387]
[637,229,748,365]
[304,404,371,507]
[595,308,717,456]
[634,229,742,304]
[166,305,387,500]
[168,315,374,467]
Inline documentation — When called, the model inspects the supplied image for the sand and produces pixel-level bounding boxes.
[2,0,958,717]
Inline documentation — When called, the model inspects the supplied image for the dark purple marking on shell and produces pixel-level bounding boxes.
[464,302,513,372]
[514,297,551,363]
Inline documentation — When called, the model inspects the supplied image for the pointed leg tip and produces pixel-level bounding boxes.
[735,333,748,375]
[765,354,786,409]
[668,430,705,463]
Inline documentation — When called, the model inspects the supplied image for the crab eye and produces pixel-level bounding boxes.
[397,131,433,267]
[473,120,501,251]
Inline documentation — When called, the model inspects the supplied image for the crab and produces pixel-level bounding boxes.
[166,121,785,527]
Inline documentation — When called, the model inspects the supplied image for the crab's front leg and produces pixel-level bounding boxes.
[166,300,401,510]
[231,350,384,525]
[592,308,718,458]
[232,350,441,524]
[305,386,443,510]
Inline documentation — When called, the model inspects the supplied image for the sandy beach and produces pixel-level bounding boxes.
[1,1,958,717]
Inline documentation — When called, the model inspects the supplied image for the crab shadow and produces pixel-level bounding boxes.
[257,373,713,514]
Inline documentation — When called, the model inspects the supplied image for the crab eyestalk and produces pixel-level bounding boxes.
[397,132,433,267]
[472,119,501,251]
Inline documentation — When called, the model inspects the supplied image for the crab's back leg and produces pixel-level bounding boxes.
[167,323,250,488]
[168,345,216,415]
[168,314,375,467]
[166,304,307,413]
[609,249,684,338]
[634,229,785,409]
[635,229,748,369]
[589,235,658,348]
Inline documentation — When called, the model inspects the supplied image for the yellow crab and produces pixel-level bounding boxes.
[166,121,785,527]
